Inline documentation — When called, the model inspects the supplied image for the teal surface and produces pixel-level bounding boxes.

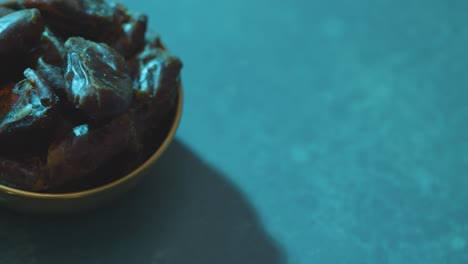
[2,0,468,263]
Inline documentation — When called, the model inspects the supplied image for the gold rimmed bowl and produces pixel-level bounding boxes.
[0,86,183,214]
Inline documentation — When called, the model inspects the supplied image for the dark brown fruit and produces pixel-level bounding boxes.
[0,8,44,55]
[0,6,15,17]
[0,1,183,192]
[111,12,148,59]
[47,113,141,188]
[0,69,58,153]
[0,156,47,191]
[19,0,118,41]
[64,37,133,122]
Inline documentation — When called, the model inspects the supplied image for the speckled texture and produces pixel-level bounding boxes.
[2,0,468,263]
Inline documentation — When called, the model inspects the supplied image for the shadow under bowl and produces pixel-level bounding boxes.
[0,86,184,214]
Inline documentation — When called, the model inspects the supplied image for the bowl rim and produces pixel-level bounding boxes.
[0,86,183,199]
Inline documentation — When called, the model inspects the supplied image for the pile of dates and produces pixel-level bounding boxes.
[0,0,183,191]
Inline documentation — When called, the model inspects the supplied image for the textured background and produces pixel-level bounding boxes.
[2,0,468,263]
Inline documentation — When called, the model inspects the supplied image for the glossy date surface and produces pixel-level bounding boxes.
[0,0,182,191]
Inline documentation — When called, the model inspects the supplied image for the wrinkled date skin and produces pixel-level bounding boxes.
[64,37,133,122]
[112,12,147,59]
[0,0,183,191]
[29,28,66,67]
[0,69,58,153]
[128,40,182,138]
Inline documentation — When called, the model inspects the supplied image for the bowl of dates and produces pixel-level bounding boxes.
[0,0,183,213]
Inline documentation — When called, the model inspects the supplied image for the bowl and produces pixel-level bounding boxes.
[0,86,183,214]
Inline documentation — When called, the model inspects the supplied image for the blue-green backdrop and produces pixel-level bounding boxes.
[2,0,468,263]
